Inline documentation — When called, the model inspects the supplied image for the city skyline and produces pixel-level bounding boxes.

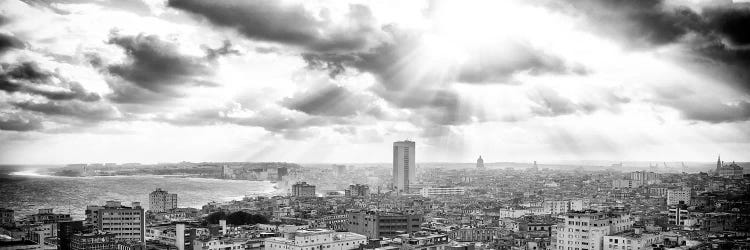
[1,0,749,247]
[1,0,750,164]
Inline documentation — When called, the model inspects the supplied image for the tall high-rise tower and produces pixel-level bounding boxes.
[393,140,416,193]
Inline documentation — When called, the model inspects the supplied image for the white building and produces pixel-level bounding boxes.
[149,188,178,213]
[86,201,145,244]
[603,229,662,250]
[393,140,416,193]
[146,224,209,250]
[420,187,465,197]
[553,211,634,250]
[494,209,532,218]
[257,224,309,233]
[666,189,691,206]
[265,229,366,250]
[612,180,643,189]
[543,200,588,214]
[193,238,247,250]
[273,207,296,219]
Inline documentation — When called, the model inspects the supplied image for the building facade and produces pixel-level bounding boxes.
[345,184,370,198]
[291,182,316,197]
[630,171,659,181]
[70,231,116,250]
[148,188,178,213]
[666,189,691,206]
[667,206,695,227]
[58,221,85,250]
[612,180,642,189]
[265,229,366,250]
[552,211,634,250]
[85,201,145,244]
[420,187,466,197]
[346,211,424,239]
[23,209,71,225]
[602,230,662,250]
[393,140,416,193]
[0,208,14,226]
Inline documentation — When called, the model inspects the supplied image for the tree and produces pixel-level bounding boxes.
[205,211,227,225]
[225,211,269,225]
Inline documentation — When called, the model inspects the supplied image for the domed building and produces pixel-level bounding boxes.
[476,155,485,169]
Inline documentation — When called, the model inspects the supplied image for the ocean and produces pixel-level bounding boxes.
[0,165,279,220]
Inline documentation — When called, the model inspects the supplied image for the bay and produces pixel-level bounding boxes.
[0,165,279,220]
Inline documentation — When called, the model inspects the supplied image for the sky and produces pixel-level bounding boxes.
[0,0,749,164]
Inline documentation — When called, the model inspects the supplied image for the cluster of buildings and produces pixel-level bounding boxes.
[1,141,748,250]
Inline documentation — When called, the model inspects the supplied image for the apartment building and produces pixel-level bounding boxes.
[85,201,145,244]
[553,210,634,250]
[265,229,366,250]
[149,188,178,213]
[346,211,424,238]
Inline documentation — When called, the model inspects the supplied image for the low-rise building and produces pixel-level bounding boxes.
[22,209,71,225]
[603,229,662,250]
[265,229,366,250]
[347,211,424,239]
[70,231,116,250]
[612,180,642,189]
[448,227,503,242]
[420,187,466,197]
[192,237,250,250]
[399,232,451,250]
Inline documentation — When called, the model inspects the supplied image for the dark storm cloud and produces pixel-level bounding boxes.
[0,114,43,131]
[558,0,703,47]
[679,100,750,123]
[12,100,119,122]
[0,62,101,102]
[651,83,750,123]
[693,6,750,91]
[167,0,381,52]
[655,95,750,123]
[702,6,750,46]
[0,33,25,54]
[282,84,375,117]
[556,1,750,92]
[105,33,218,103]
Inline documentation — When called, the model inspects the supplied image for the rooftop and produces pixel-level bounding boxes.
[608,230,659,239]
